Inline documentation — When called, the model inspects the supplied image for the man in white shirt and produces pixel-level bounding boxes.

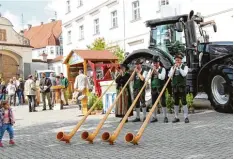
[168,53,189,123]
[150,56,168,123]
[12,77,19,106]
[74,69,90,101]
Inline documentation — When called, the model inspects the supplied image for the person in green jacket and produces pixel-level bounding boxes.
[60,73,69,106]
[132,59,148,122]
[168,53,189,123]
[150,55,168,123]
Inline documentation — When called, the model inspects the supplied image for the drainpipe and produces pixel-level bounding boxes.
[123,0,126,51]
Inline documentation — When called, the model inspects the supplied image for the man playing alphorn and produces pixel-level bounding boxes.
[150,55,168,123]
[132,59,148,122]
[168,53,189,123]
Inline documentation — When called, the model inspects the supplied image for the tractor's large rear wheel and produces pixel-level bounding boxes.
[208,64,233,113]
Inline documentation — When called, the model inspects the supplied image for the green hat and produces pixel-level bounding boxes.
[152,56,160,62]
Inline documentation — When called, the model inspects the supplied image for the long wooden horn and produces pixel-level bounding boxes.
[102,69,154,145]
[81,70,136,144]
[56,70,120,144]
[125,67,176,145]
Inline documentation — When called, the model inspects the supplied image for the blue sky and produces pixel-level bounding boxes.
[0,0,62,31]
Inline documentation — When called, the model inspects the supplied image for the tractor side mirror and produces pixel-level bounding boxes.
[213,24,217,32]
[176,22,183,32]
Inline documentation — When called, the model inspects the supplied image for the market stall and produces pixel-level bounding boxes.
[63,50,118,114]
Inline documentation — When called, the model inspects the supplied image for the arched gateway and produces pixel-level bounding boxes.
[0,51,20,82]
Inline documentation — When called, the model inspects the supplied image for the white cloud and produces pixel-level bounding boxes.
[44,0,66,20]
[2,10,40,32]
[2,10,22,32]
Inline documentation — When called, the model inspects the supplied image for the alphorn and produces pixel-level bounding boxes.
[56,71,119,143]
[81,70,136,144]
[102,69,154,145]
[125,67,176,145]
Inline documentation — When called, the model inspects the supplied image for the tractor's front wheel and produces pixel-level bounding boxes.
[207,64,233,113]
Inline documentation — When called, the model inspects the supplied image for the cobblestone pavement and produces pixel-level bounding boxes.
[0,105,232,159]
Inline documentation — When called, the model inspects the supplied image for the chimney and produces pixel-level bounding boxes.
[41,22,43,25]
[28,24,32,30]
[51,19,55,22]
[19,30,24,35]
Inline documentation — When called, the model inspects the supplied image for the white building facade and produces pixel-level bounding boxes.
[61,0,233,60]
[61,0,180,57]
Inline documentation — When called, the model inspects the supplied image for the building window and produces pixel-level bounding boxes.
[0,29,7,41]
[111,11,118,28]
[60,46,63,55]
[132,1,140,20]
[56,47,59,55]
[79,25,84,40]
[50,47,54,54]
[94,19,100,35]
[67,0,71,13]
[78,0,83,7]
[67,30,71,44]
[160,0,169,5]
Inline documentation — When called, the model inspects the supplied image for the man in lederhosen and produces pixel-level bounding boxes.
[132,59,148,122]
[168,53,189,123]
[150,55,168,123]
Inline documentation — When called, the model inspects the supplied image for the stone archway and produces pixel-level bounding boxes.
[0,53,19,82]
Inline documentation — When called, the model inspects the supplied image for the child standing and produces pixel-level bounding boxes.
[0,100,15,147]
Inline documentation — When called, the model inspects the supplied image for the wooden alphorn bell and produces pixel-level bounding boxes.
[102,69,154,145]
[125,67,176,145]
[81,70,136,144]
[56,69,120,144]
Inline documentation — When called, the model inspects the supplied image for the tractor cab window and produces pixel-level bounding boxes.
[150,24,185,56]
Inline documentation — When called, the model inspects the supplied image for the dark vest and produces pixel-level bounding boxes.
[151,67,165,90]
[172,64,186,87]
[133,69,144,89]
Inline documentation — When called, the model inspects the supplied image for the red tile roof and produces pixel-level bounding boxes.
[24,20,62,49]
[50,56,64,63]
[64,50,118,64]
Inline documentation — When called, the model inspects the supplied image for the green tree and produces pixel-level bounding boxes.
[87,38,125,63]
[87,37,107,50]
[113,46,125,63]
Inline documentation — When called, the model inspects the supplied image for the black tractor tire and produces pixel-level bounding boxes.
[207,64,233,113]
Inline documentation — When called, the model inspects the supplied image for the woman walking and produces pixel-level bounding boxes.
[115,64,132,122]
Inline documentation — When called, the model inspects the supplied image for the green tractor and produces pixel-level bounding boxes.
[124,10,233,113]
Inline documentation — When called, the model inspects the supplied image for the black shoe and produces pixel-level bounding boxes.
[172,118,180,123]
[184,118,189,123]
[164,117,168,123]
[150,117,158,123]
[33,110,38,112]
[49,108,53,110]
[132,118,141,122]
[42,109,46,111]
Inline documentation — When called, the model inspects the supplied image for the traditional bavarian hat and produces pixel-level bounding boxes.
[152,55,160,62]
[174,53,184,59]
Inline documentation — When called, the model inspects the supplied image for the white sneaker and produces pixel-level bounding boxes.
[78,95,87,100]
